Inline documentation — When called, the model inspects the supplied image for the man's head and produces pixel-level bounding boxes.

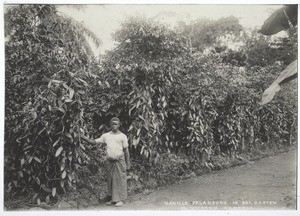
[110,117,120,132]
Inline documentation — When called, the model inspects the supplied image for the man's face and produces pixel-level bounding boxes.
[110,121,120,131]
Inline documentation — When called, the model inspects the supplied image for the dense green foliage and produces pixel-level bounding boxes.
[177,16,245,52]
[5,5,297,207]
[244,28,298,68]
[5,5,100,204]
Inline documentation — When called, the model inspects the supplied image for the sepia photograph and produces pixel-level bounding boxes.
[2,1,298,214]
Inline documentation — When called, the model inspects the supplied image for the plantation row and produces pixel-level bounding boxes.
[4,5,297,205]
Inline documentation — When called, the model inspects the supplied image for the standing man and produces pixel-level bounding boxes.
[82,117,130,207]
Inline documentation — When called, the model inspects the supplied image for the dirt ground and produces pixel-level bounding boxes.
[86,149,297,210]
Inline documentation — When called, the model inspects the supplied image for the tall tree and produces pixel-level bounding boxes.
[5,4,101,203]
[90,16,190,159]
[177,16,245,52]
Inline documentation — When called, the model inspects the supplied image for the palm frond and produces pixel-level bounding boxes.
[59,12,102,48]
[260,60,297,105]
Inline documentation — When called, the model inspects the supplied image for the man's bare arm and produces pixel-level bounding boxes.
[81,135,97,145]
[124,147,131,170]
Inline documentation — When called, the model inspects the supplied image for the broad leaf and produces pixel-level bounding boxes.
[62,170,67,179]
[260,5,297,36]
[34,157,41,163]
[260,60,297,105]
[52,187,56,197]
[55,146,64,157]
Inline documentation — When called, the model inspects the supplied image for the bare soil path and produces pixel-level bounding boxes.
[89,149,297,210]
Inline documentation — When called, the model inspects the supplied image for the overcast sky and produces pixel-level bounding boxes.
[59,4,282,51]
[58,4,282,53]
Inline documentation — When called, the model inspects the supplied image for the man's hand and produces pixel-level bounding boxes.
[126,163,131,171]
[81,134,96,145]
[81,135,90,142]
